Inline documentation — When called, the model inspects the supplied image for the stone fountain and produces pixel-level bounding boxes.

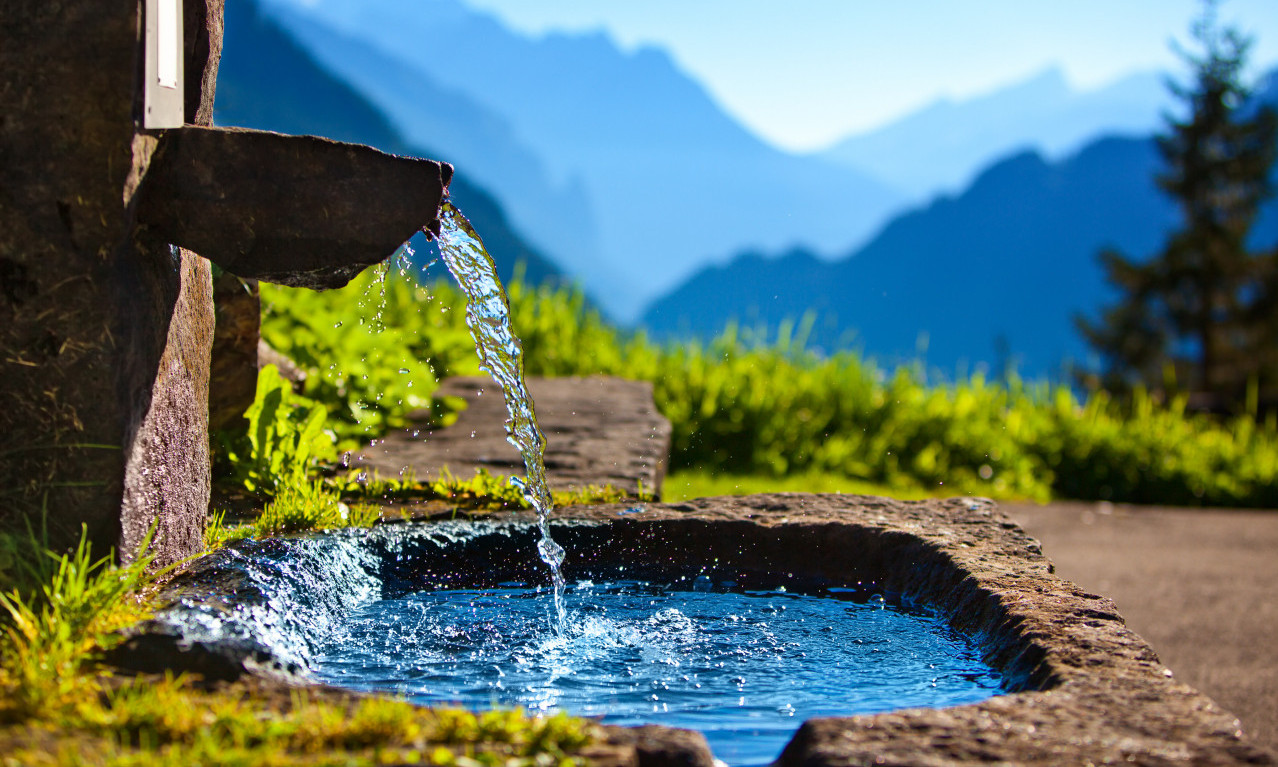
[3,3,1275,765]
[0,0,450,566]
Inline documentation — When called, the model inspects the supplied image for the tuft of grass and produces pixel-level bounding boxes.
[336,466,651,511]
[0,523,599,766]
[663,469,941,502]
[204,482,382,547]
[202,509,254,550]
[2,674,597,766]
[0,526,159,719]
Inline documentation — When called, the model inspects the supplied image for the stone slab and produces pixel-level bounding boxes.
[1,0,453,566]
[135,126,453,289]
[0,1,218,564]
[356,376,672,498]
[553,496,1275,766]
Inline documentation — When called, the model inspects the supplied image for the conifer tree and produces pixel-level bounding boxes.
[1078,0,1278,410]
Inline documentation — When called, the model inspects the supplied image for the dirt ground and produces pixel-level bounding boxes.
[1001,501,1278,755]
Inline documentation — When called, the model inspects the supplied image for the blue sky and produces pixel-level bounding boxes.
[463,0,1278,152]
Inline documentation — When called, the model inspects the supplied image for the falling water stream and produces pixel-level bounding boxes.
[434,202,568,630]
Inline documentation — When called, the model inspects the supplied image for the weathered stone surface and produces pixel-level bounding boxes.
[135,126,453,289]
[1,0,167,552]
[0,0,226,562]
[118,247,215,567]
[550,496,1275,766]
[357,376,672,498]
[184,0,225,127]
[128,495,1275,764]
[208,273,261,432]
[106,621,302,684]
[1004,501,1278,756]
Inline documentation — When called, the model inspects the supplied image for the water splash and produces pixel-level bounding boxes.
[435,202,567,630]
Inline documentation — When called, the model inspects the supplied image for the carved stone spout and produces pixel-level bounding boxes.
[136,126,453,289]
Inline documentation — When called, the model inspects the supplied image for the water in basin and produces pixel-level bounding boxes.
[311,579,1002,766]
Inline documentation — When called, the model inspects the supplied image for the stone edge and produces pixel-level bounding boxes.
[550,494,1273,766]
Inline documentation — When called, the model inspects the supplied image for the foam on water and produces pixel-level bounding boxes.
[152,531,382,670]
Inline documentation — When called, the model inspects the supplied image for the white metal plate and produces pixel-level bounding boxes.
[144,0,184,129]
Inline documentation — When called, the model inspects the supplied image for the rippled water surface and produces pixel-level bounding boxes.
[312,581,1002,765]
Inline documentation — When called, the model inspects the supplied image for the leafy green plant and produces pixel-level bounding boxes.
[259,268,478,446]
[218,365,338,496]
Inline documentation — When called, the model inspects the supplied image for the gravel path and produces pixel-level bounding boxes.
[1001,501,1278,755]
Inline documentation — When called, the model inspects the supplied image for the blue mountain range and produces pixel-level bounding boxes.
[215,0,1278,378]
[817,67,1170,202]
[254,0,906,322]
[214,0,565,288]
[643,110,1278,379]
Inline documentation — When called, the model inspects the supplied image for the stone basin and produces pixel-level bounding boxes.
[116,494,1275,766]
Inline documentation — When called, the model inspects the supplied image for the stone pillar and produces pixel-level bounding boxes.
[0,0,220,565]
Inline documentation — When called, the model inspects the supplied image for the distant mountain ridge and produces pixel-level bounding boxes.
[818,67,1171,202]
[643,121,1278,378]
[257,3,609,298]
[257,0,906,322]
[214,0,565,289]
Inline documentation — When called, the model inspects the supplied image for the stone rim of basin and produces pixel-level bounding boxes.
[109,494,1276,766]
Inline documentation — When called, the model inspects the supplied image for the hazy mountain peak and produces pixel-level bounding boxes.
[819,65,1170,200]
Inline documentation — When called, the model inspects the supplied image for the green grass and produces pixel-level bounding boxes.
[0,523,600,766]
[0,526,158,719]
[663,470,939,502]
[2,675,597,767]
[332,467,651,510]
[255,271,1278,508]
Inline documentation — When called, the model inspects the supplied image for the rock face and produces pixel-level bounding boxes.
[0,0,449,565]
[208,273,262,433]
[357,376,672,498]
[121,494,1274,764]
